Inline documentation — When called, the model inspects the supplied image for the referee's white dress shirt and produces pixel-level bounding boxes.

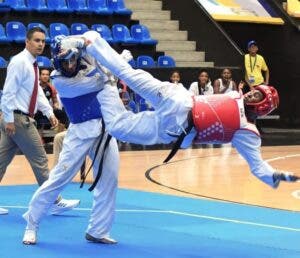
[1,49,53,123]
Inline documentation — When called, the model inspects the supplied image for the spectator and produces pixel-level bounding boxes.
[189,69,213,147]
[117,80,136,112]
[213,68,239,148]
[169,70,184,87]
[189,69,213,95]
[35,68,69,132]
[39,68,59,108]
[244,40,269,90]
[213,68,238,94]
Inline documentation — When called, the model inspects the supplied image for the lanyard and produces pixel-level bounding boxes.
[249,55,257,73]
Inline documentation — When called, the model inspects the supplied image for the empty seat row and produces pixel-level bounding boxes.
[91,23,157,45]
[0,55,176,68]
[0,0,132,15]
[0,22,157,45]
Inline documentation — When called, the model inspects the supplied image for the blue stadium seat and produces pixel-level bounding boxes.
[133,95,148,112]
[0,2,11,12]
[6,21,26,43]
[128,100,137,113]
[0,24,10,43]
[91,24,114,43]
[112,24,138,44]
[87,0,113,15]
[67,0,93,14]
[0,56,7,68]
[128,58,136,68]
[130,24,158,45]
[5,0,32,11]
[27,23,51,43]
[27,0,49,12]
[47,0,73,13]
[70,23,89,35]
[107,0,132,16]
[139,99,149,112]
[37,55,52,68]
[49,23,70,40]
[134,95,154,111]
[157,55,176,68]
[136,55,156,68]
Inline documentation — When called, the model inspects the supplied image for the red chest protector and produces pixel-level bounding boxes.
[192,94,241,143]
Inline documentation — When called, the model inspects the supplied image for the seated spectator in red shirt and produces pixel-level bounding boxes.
[35,68,69,131]
[118,80,136,113]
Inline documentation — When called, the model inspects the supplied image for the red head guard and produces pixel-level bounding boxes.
[245,85,279,116]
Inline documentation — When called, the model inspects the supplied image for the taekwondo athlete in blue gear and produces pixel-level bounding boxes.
[22,33,120,245]
[59,31,299,191]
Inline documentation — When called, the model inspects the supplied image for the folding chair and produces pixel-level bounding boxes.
[131,24,157,45]
[136,55,156,68]
[70,23,89,35]
[87,0,113,15]
[91,24,114,43]
[157,55,176,68]
[112,24,138,44]
[37,55,52,68]
[6,21,26,43]
[49,23,70,40]
[107,0,132,15]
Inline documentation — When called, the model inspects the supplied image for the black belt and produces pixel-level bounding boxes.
[163,110,194,163]
[13,110,30,116]
[80,119,112,192]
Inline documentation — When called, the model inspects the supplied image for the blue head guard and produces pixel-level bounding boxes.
[51,35,83,78]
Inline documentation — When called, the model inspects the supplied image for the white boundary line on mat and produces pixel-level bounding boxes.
[2,205,300,232]
[168,210,300,232]
[265,153,300,163]
[265,154,300,202]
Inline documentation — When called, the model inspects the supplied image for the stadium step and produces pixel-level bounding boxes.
[151,30,188,41]
[176,61,214,68]
[132,10,171,20]
[125,0,214,68]
[125,0,162,10]
[157,40,196,51]
[140,20,179,31]
[164,50,205,62]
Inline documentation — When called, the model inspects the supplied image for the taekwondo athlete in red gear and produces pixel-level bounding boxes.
[60,31,299,191]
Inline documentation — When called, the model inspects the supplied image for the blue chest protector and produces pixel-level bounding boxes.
[60,91,102,124]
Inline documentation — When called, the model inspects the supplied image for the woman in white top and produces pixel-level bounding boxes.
[213,68,238,94]
[169,70,184,87]
[189,69,213,95]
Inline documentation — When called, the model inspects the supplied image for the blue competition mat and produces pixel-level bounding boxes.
[0,184,300,258]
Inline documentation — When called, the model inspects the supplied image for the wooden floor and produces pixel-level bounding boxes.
[2,145,300,211]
